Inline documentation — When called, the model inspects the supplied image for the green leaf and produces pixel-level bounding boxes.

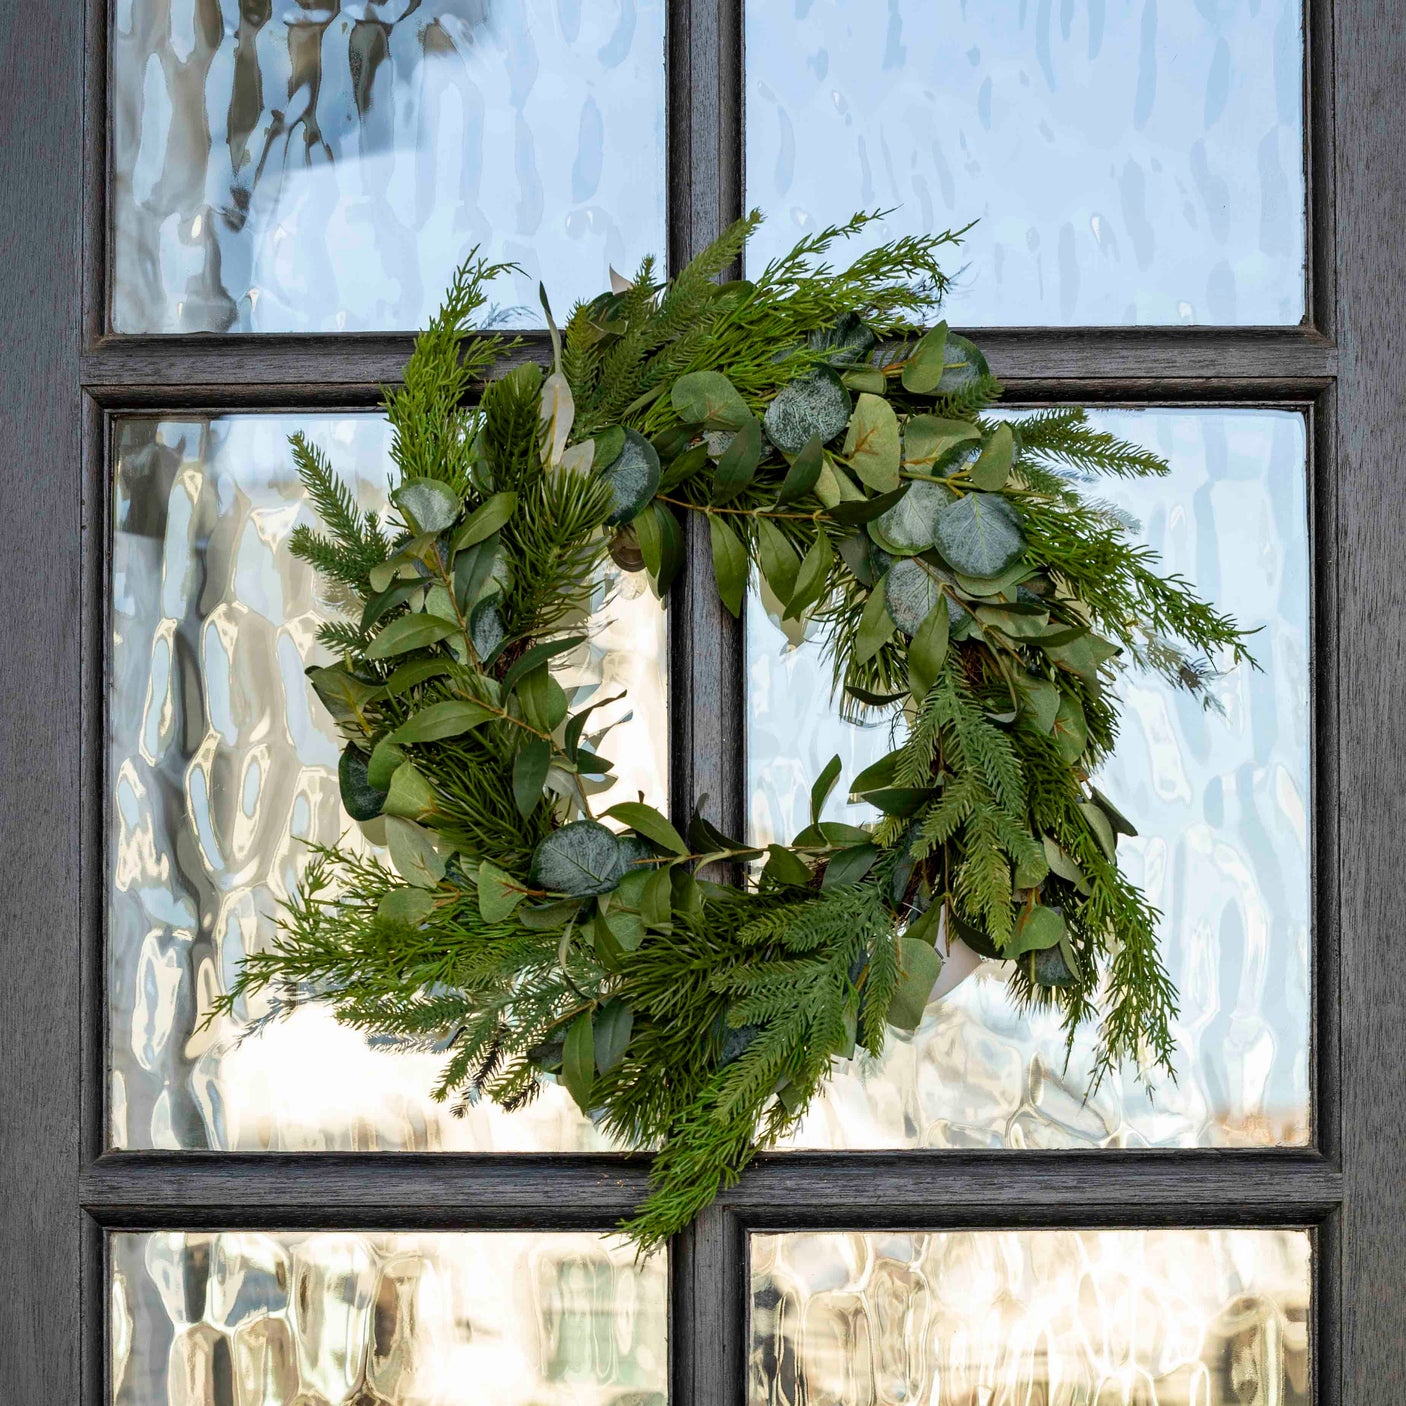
[968,424,1014,490]
[1090,786,1138,838]
[454,537,501,614]
[1052,694,1087,764]
[784,530,834,621]
[360,576,425,635]
[452,491,517,552]
[633,501,685,594]
[517,899,583,931]
[821,843,879,890]
[861,787,937,816]
[469,598,506,662]
[601,905,646,953]
[810,311,877,366]
[713,415,763,502]
[933,492,1025,577]
[763,844,813,888]
[338,745,387,821]
[901,415,981,467]
[594,426,626,468]
[641,867,674,931]
[392,477,461,534]
[478,860,527,922]
[777,433,825,504]
[562,1010,595,1114]
[888,936,943,1031]
[1014,849,1050,890]
[671,370,751,429]
[377,886,435,927]
[1017,675,1061,733]
[308,665,379,723]
[884,557,946,636]
[975,604,1050,638]
[756,518,802,606]
[1042,836,1090,893]
[900,322,949,394]
[1035,938,1081,988]
[367,531,439,592]
[708,515,748,617]
[845,682,908,708]
[810,754,843,824]
[1007,904,1066,958]
[938,333,990,393]
[762,366,851,454]
[382,761,436,819]
[842,367,886,394]
[516,666,568,733]
[385,816,448,889]
[908,600,950,702]
[869,478,953,556]
[851,579,894,663]
[366,613,458,660]
[513,738,552,817]
[604,801,689,856]
[953,559,1034,599]
[366,736,407,792]
[601,428,662,526]
[501,636,587,697]
[1079,801,1118,861]
[564,690,626,760]
[849,750,902,797]
[594,1000,635,1075]
[824,483,912,526]
[1042,631,1120,680]
[389,699,497,745]
[381,659,454,698]
[842,394,901,492]
[530,820,630,896]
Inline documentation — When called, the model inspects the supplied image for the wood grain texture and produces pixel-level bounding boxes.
[1,1,83,1402]
[1335,2,1406,1399]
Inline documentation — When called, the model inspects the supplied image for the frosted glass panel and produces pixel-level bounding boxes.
[747,409,1310,1148]
[751,1229,1310,1405]
[111,1230,667,1405]
[111,1,666,332]
[109,413,667,1149]
[746,1,1305,325]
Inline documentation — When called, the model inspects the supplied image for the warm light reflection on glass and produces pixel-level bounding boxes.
[109,414,667,1151]
[751,1229,1310,1406]
[111,1231,667,1405]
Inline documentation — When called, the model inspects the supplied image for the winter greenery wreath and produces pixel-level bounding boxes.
[214,212,1253,1251]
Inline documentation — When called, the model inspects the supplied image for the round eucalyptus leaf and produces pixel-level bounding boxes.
[339,744,388,821]
[469,597,506,661]
[884,557,949,636]
[933,493,1025,577]
[938,333,991,394]
[868,479,955,556]
[763,366,852,454]
[809,311,877,366]
[616,833,656,874]
[600,428,661,526]
[1034,941,1079,988]
[530,820,630,896]
[392,477,462,534]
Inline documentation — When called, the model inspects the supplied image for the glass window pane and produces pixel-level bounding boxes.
[745,2,1305,325]
[751,1229,1310,1405]
[111,1,666,333]
[109,414,667,1149]
[111,1230,667,1404]
[747,409,1310,1148]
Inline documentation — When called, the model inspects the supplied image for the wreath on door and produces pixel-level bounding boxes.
[214,212,1252,1250]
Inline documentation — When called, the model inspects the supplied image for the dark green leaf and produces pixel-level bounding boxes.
[642,867,674,930]
[708,515,748,618]
[784,530,834,620]
[824,482,911,526]
[1042,836,1090,893]
[382,659,454,698]
[453,537,500,613]
[501,636,587,696]
[810,754,843,824]
[671,370,751,429]
[822,843,879,890]
[517,899,584,931]
[338,745,387,821]
[1079,801,1118,861]
[478,860,527,922]
[516,666,568,733]
[530,820,630,896]
[468,598,506,662]
[389,699,497,745]
[366,613,458,660]
[884,557,946,636]
[308,665,379,722]
[393,476,461,534]
[887,936,942,1030]
[1091,786,1138,837]
[756,518,802,606]
[933,492,1025,577]
[854,579,896,663]
[1017,675,1060,733]
[763,366,851,454]
[600,428,661,525]
[845,683,908,708]
[633,501,685,594]
[849,750,902,796]
[452,491,517,552]
[593,425,625,468]
[594,1000,635,1075]
[811,311,877,366]
[1052,694,1088,764]
[777,433,825,504]
[562,1010,595,1114]
[1042,631,1121,680]
[360,577,424,634]
[603,801,689,856]
[1034,941,1080,988]
[713,415,763,502]
[908,599,950,701]
[763,844,813,888]
[512,738,552,817]
[862,787,937,816]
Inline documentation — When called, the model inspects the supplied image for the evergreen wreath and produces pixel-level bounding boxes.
[215,212,1254,1251]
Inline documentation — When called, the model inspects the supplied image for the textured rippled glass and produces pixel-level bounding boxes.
[746,1,1304,325]
[747,409,1309,1148]
[751,1229,1310,1405]
[110,413,667,1149]
[111,1230,667,1405]
[111,0,666,332]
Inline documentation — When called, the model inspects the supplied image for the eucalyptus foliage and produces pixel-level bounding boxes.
[214,215,1253,1251]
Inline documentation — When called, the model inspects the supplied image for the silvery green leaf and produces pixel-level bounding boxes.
[530,820,630,896]
[868,478,954,556]
[938,333,990,393]
[392,477,461,534]
[933,492,1025,577]
[884,557,955,637]
[809,311,877,366]
[469,598,506,661]
[763,366,852,454]
[671,370,751,429]
[600,428,661,526]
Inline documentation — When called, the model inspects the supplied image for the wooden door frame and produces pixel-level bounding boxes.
[6,0,1403,1400]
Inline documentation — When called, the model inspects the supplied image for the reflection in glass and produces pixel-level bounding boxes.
[747,410,1310,1148]
[751,1229,1310,1405]
[111,1,666,333]
[109,413,667,1150]
[746,2,1304,325]
[111,1230,667,1405]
